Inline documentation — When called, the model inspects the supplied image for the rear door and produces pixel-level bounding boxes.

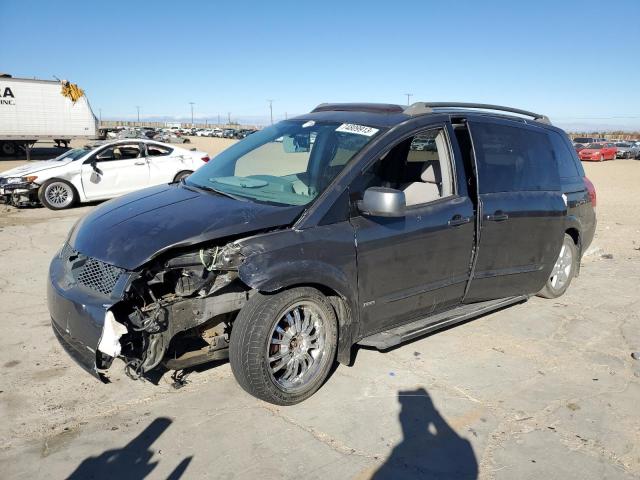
[145,143,184,185]
[464,119,566,302]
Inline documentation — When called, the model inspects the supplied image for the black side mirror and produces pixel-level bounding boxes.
[90,160,98,170]
[357,187,406,217]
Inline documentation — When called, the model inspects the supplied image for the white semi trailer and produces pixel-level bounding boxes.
[0,75,98,157]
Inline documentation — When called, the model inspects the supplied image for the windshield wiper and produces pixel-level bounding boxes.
[183,181,249,202]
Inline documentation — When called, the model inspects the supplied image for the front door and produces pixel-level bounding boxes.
[81,142,150,199]
[352,125,475,336]
[464,118,566,302]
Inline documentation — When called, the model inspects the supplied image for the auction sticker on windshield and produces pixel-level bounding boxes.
[335,123,379,136]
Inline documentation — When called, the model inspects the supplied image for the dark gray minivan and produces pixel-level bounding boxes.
[48,102,596,405]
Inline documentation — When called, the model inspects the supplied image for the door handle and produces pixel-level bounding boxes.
[448,215,471,227]
[134,161,146,165]
[485,211,509,222]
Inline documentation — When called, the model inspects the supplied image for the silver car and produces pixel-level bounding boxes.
[615,142,640,159]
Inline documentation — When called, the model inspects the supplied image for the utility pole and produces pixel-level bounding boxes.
[136,106,141,122]
[404,93,413,106]
[99,108,102,123]
[217,113,220,125]
[228,112,231,124]
[268,99,274,125]
[285,112,288,120]
[189,102,195,126]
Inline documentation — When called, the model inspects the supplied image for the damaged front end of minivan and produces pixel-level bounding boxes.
[49,239,256,382]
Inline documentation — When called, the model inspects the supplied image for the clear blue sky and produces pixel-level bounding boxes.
[2,0,639,129]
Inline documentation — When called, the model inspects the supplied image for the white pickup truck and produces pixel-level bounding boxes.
[0,75,98,157]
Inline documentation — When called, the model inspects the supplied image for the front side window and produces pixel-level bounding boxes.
[472,122,560,193]
[186,120,380,206]
[355,127,455,207]
[94,144,142,161]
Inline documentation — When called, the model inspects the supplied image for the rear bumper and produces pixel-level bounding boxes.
[48,254,116,382]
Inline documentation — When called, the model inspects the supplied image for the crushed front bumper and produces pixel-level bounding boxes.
[47,250,123,382]
[0,182,39,207]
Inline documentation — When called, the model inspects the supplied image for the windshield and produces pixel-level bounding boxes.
[585,143,602,149]
[186,120,381,206]
[53,148,90,161]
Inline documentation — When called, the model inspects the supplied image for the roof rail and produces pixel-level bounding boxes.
[311,103,405,114]
[404,102,551,124]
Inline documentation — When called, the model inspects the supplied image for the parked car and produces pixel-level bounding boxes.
[153,132,191,144]
[614,142,640,159]
[48,102,596,405]
[578,142,617,161]
[0,139,209,209]
[574,144,586,153]
[222,128,236,138]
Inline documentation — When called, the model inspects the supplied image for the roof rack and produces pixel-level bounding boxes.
[311,103,405,114]
[404,102,551,124]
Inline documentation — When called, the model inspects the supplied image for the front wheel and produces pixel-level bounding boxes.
[538,234,578,299]
[229,287,338,405]
[38,179,77,210]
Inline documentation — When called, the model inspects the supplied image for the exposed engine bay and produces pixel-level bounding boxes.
[101,242,253,380]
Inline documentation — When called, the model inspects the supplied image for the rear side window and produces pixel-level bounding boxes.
[147,144,173,156]
[548,131,580,179]
[472,122,560,193]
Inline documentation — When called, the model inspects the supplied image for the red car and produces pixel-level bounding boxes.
[578,142,617,161]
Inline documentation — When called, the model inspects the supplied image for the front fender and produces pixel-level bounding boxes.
[236,225,359,364]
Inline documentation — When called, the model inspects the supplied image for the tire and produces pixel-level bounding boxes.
[173,170,193,182]
[599,153,604,162]
[1,141,16,157]
[229,287,338,405]
[538,234,578,299]
[38,179,77,210]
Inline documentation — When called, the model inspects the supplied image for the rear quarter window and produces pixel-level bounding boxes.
[548,131,581,179]
[472,122,560,193]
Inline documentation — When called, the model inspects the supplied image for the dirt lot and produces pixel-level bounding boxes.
[0,143,639,478]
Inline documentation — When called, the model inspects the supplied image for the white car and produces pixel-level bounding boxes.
[0,139,210,210]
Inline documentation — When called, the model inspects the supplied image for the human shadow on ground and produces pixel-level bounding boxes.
[67,417,192,479]
[372,387,478,479]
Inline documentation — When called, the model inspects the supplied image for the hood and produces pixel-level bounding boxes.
[0,159,72,178]
[69,183,303,270]
[581,149,600,154]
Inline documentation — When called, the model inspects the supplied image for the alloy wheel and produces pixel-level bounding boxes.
[45,182,73,208]
[550,243,573,290]
[266,301,328,393]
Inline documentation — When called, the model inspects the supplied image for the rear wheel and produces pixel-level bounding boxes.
[173,170,193,182]
[1,141,16,157]
[229,287,338,405]
[538,234,578,299]
[39,179,77,210]
[599,153,604,162]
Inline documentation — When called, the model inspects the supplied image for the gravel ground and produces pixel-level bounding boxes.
[0,149,638,479]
